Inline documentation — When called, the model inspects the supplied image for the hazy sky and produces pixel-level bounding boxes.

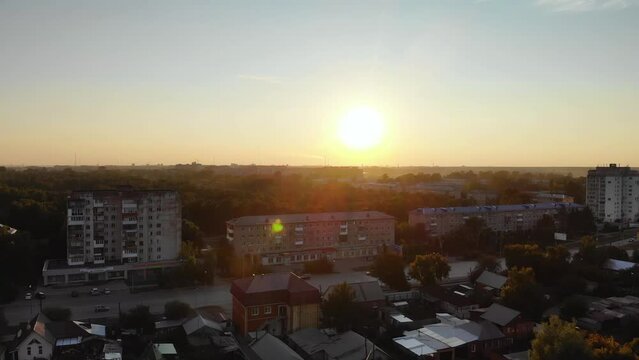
[1,0,638,167]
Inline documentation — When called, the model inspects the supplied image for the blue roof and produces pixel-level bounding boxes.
[413,202,584,215]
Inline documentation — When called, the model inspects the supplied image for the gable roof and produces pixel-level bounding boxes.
[231,273,320,306]
[480,303,521,326]
[288,329,381,360]
[251,333,302,360]
[324,281,384,303]
[476,271,507,290]
[13,313,55,348]
[182,314,223,336]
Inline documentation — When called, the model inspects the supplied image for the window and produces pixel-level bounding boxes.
[27,347,31,355]
[251,307,259,316]
[264,306,272,315]
[38,346,43,355]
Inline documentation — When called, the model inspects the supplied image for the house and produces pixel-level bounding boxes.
[231,273,320,336]
[475,304,534,341]
[393,314,506,359]
[423,286,479,319]
[323,281,385,309]
[142,344,178,360]
[287,328,391,360]
[7,314,108,360]
[250,333,302,360]
[475,271,507,294]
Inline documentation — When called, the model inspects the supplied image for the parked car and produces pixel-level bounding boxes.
[90,288,101,296]
[35,291,46,299]
[94,305,110,313]
[70,290,79,297]
[24,292,32,300]
[102,288,111,295]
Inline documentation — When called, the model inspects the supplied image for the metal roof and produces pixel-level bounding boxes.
[480,303,521,327]
[251,333,303,360]
[476,271,508,290]
[602,259,637,272]
[324,281,384,303]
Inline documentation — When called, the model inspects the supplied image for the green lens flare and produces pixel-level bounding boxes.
[271,219,284,233]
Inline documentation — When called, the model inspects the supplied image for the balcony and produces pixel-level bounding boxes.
[94,256,105,264]
[70,241,83,248]
[358,235,367,241]
[294,239,304,246]
[94,240,105,248]
[122,249,138,258]
[68,257,85,266]
[68,216,85,225]
[339,225,348,236]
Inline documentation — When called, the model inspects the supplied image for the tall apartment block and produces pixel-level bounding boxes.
[66,189,181,266]
[586,164,639,223]
[226,211,395,266]
[409,203,584,236]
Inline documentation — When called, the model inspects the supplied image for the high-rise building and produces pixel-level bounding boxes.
[226,211,395,266]
[66,189,181,266]
[586,164,639,223]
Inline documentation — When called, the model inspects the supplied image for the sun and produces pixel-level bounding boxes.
[338,107,385,150]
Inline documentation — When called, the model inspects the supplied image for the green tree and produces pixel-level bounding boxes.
[42,307,72,321]
[531,316,592,360]
[370,252,409,291]
[182,219,203,247]
[121,305,155,335]
[560,297,587,320]
[322,282,358,332]
[408,253,450,287]
[501,267,545,320]
[164,300,193,320]
[469,254,502,283]
[504,244,544,273]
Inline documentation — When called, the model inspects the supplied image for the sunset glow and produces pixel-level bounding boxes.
[338,107,385,150]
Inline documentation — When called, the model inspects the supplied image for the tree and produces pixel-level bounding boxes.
[531,316,592,360]
[322,282,358,332]
[408,253,450,287]
[303,257,334,274]
[42,307,72,321]
[504,244,544,273]
[370,252,409,291]
[182,219,203,247]
[560,297,587,320]
[164,300,193,320]
[121,305,155,334]
[469,254,502,283]
[501,267,545,320]
[587,334,635,360]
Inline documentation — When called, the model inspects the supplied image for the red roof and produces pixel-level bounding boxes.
[231,272,320,306]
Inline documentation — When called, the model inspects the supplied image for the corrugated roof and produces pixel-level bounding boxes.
[480,303,521,327]
[602,259,637,272]
[251,333,303,360]
[413,202,584,215]
[476,271,507,290]
[182,314,223,335]
[227,211,394,226]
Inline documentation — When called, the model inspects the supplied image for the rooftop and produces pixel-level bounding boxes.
[413,202,584,215]
[480,303,521,327]
[251,333,302,360]
[323,281,384,304]
[476,271,508,290]
[227,211,394,226]
[288,328,388,360]
[602,258,637,272]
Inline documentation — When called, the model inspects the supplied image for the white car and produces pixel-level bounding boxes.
[90,288,101,296]
[24,292,32,300]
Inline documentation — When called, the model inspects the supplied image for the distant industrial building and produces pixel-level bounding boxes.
[586,164,639,224]
[529,192,574,204]
[226,211,395,266]
[43,189,182,286]
[409,203,584,236]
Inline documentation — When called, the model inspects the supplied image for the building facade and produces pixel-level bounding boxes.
[226,211,395,266]
[43,189,181,286]
[586,164,639,224]
[66,189,181,266]
[230,273,320,336]
[409,203,584,237]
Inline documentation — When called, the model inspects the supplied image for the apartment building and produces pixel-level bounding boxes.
[231,272,320,336]
[43,189,181,286]
[226,211,395,266]
[586,164,639,224]
[409,203,584,236]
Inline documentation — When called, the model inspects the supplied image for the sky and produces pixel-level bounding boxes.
[1,0,638,167]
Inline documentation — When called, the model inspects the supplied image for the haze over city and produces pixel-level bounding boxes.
[2,0,639,167]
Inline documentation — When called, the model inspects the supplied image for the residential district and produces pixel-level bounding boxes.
[1,164,639,360]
